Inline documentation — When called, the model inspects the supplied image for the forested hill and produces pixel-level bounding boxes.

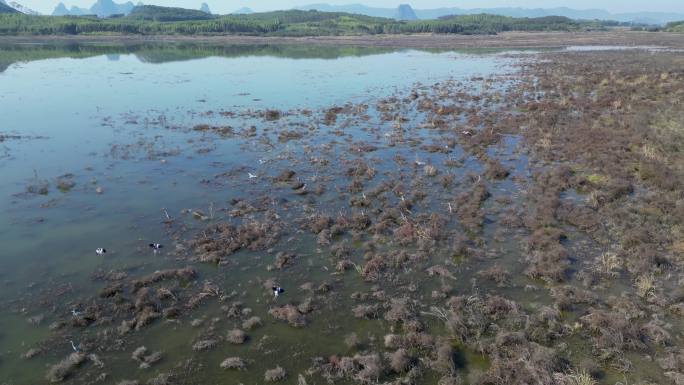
[665,21,684,32]
[0,1,19,13]
[126,5,214,22]
[0,9,608,36]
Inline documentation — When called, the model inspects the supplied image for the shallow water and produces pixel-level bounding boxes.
[1,43,669,385]
[0,43,530,385]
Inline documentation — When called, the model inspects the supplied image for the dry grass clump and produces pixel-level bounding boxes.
[241,316,262,330]
[432,341,457,375]
[477,332,562,385]
[595,251,621,278]
[354,353,383,383]
[477,265,510,287]
[484,159,509,180]
[454,182,490,233]
[550,286,597,311]
[26,183,49,195]
[192,339,218,351]
[269,305,307,327]
[190,216,282,263]
[131,267,197,291]
[45,353,87,382]
[147,373,174,385]
[220,357,247,370]
[227,329,247,344]
[264,366,287,382]
[389,349,412,373]
[55,174,76,192]
[579,309,646,359]
[384,298,414,324]
[131,346,162,369]
[553,370,598,385]
[424,164,438,177]
[262,109,281,121]
[344,333,360,349]
[524,227,569,282]
[384,334,404,349]
[444,294,525,345]
[352,304,379,319]
[635,274,656,299]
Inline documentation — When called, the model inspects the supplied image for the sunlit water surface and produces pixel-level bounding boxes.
[0,43,535,384]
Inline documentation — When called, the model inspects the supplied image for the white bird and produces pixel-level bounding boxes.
[248,173,258,179]
[272,286,284,299]
[71,309,81,317]
[95,248,106,255]
[69,340,79,353]
[149,243,163,253]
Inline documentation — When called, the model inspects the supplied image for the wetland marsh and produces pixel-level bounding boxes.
[0,41,682,385]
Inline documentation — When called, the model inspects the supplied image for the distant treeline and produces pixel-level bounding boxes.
[665,21,684,32]
[0,9,610,36]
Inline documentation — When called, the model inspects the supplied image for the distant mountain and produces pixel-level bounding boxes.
[53,0,136,17]
[199,2,210,14]
[232,7,252,14]
[295,3,684,25]
[1,0,40,14]
[296,3,393,18]
[127,5,214,21]
[394,4,416,21]
[90,0,134,17]
[52,2,69,15]
[69,5,89,14]
[0,0,19,13]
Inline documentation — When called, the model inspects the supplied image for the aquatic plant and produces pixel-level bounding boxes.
[45,353,87,383]
[264,366,287,382]
[227,329,247,344]
[220,357,247,370]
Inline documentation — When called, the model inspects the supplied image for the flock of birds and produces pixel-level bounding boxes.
[95,243,163,255]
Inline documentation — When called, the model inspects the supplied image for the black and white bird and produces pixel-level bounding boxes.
[149,243,163,250]
[95,248,106,255]
[69,340,79,353]
[272,286,284,298]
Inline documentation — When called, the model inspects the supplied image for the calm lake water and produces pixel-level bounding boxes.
[0,43,516,285]
[0,43,538,384]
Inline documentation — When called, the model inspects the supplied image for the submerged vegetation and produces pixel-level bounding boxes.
[2,40,684,385]
[0,9,605,36]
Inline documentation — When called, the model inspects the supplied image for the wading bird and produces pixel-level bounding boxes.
[95,248,106,255]
[272,286,284,299]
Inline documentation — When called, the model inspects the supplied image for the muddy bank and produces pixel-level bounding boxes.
[3,31,684,49]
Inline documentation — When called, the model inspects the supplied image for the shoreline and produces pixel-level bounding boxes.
[2,31,684,49]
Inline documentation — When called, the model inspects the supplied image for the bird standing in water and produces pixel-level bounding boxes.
[95,248,106,255]
[272,286,284,299]
[69,340,79,353]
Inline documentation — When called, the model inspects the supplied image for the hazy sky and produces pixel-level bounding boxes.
[20,0,684,16]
